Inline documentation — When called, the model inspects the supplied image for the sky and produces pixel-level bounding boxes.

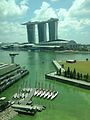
[0,0,90,44]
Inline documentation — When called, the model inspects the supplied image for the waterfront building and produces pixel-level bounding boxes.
[37,21,47,43]
[48,18,59,41]
[66,40,79,50]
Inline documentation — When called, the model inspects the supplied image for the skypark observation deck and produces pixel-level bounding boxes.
[22,18,59,44]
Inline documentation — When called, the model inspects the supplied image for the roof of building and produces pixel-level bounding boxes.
[22,18,59,25]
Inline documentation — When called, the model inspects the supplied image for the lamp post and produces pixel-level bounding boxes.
[9,53,19,64]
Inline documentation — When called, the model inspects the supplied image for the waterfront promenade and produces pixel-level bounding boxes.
[52,60,65,72]
[45,72,90,89]
[45,60,90,89]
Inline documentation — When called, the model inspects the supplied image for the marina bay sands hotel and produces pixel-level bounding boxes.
[23,18,59,44]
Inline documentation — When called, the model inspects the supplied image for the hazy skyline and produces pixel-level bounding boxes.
[0,0,90,44]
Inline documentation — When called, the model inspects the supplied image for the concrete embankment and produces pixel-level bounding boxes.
[52,60,65,73]
[53,60,62,70]
[45,72,90,90]
[45,60,90,90]
[0,69,29,93]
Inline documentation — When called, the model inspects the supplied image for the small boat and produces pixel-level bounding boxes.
[35,105,46,112]
[51,91,58,100]
[13,93,18,99]
[0,97,6,100]
[26,88,31,93]
[34,88,40,96]
[16,93,20,99]
[22,88,26,92]
[26,101,32,105]
[44,90,50,98]
[47,91,53,99]
[21,93,25,98]
[19,92,23,98]
[40,90,46,98]
[37,89,43,97]
[42,105,46,110]
[25,93,28,98]
[36,106,42,112]
[14,108,36,115]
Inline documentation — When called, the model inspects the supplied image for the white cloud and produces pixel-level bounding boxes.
[32,2,57,21]
[0,22,27,43]
[32,1,90,44]
[0,0,29,19]
[56,8,68,21]
[68,0,90,19]
[0,0,29,43]
[44,0,60,2]
[58,0,90,43]
[51,0,60,2]
[0,0,90,44]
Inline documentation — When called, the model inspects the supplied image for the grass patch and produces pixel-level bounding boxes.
[59,61,90,80]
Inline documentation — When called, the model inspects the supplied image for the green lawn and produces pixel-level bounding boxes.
[59,60,90,76]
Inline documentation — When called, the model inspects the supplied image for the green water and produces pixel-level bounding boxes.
[0,50,90,120]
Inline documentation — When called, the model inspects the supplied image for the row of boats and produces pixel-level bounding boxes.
[34,88,58,100]
[12,86,58,115]
[13,91,31,99]
[13,87,58,100]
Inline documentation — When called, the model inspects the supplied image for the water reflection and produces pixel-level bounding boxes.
[0,50,90,120]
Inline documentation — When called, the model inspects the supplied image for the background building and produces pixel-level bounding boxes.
[48,18,59,41]
[22,18,59,44]
[22,22,36,43]
[26,23,36,43]
[37,21,47,43]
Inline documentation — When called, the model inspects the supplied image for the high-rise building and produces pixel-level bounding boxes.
[48,18,59,41]
[22,22,36,43]
[22,18,59,44]
[37,21,47,43]
[26,23,36,43]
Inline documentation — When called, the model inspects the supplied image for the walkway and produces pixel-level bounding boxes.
[45,72,90,90]
[53,60,65,73]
